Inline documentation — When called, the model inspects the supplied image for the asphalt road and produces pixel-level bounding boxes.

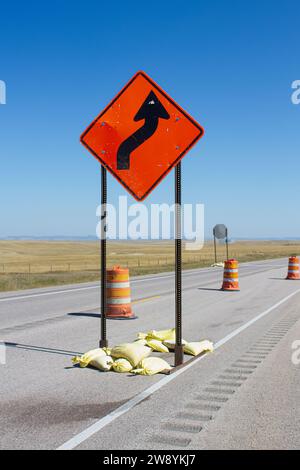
[0,258,299,450]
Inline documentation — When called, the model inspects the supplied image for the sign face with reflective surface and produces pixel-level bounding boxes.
[213,224,228,239]
[81,71,204,201]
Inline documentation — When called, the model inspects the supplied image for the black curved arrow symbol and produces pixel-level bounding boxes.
[117,91,170,170]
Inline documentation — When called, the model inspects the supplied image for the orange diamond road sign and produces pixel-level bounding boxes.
[80,71,204,201]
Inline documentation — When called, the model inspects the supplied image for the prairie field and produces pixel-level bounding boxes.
[0,239,299,292]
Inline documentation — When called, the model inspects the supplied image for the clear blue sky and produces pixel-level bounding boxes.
[0,0,299,239]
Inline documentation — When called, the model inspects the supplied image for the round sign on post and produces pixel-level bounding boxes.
[213,224,227,240]
[213,224,229,262]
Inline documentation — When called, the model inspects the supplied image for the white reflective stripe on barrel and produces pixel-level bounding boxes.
[288,263,299,267]
[107,297,131,305]
[288,270,299,273]
[224,269,238,273]
[223,278,239,283]
[106,282,130,288]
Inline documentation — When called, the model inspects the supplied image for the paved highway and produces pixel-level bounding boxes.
[0,258,299,449]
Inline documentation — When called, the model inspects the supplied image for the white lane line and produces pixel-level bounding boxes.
[0,269,213,303]
[57,286,300,450]
[0,285,99,303]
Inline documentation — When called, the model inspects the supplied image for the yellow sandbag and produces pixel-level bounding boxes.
[136,332,147,340]
[112,358,133,373]
[132,357,172,376]
[110,343,151,367]
[146,328,176,342]
[163,339,187,350]
[72,348,107,368]
[183,340,214,356]
[146,339,169,353]
[134,339,147,346]
[90,355,114,371]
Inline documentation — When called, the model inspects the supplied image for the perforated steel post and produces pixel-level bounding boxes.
[214,234,217,263]
[226,228,229,261]
[175,162,184,366]
[100,165,108,348]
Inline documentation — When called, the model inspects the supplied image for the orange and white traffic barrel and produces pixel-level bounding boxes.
[106,266,136,319]
[286,256,300,280]
[221,259,240,291]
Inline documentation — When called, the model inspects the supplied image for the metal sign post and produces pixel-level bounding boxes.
[213,232,217,263]
[100,165,108,348]
[175,162,183,366]
[225,227,229,261]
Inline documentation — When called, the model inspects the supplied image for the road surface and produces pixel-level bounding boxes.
[0,258,299,449]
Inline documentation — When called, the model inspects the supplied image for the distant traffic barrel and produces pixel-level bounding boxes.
[106,266,136,319]
[286,256,300,280]
[221,259,240,291]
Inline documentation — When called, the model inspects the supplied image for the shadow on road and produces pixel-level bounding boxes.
[67,312,138,321]
[68,312,100,318]
[197,287,222,291]
[4,341,82,357]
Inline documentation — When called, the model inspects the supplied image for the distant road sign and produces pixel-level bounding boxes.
[213,224,227,240]
[80,71,204,201]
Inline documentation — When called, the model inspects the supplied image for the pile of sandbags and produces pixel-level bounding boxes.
[73,342,152,373]
[136,328,213,357]
[72,328,213,376]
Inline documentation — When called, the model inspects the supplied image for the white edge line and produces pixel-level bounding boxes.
[0,285,98,302]
[57,286,300,450]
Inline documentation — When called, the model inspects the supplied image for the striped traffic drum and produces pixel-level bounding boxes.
[221,259,240,291]
[286,256,300,280]
[106,266,136,319]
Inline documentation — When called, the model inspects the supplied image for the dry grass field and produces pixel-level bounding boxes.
[0,239,299,292]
